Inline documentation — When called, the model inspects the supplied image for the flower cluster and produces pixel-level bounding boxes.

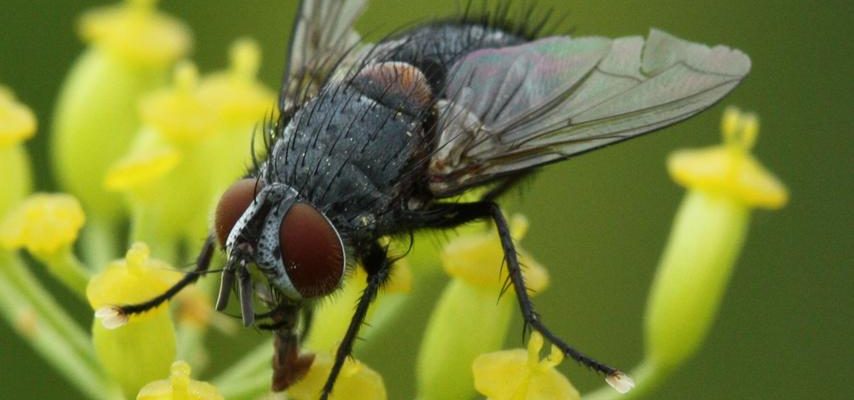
[0,1,786,399]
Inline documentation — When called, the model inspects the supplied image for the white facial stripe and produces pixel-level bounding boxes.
[224,184,303,301]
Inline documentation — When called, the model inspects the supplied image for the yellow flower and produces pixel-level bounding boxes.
[287,352,386,400]
[137,360,223,400]
[52,0,191,224]
[668,107,787,208]
[645,107,788,371]
[79,0,190,67]
[0,194,85,257]
[107,40,274,259]
[473,332,579,400]
[88,242,181,398]
[416,215,549,400]
[0,86,36,218]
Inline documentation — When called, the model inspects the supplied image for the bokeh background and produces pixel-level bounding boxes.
[0,0,850,399]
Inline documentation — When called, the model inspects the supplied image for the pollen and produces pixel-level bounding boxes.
[0,86,36,148]
[78,0,191,67]
[104,147,181,191]
[668,106,788,209]
[0,193,85,256]
[472,332,580,400]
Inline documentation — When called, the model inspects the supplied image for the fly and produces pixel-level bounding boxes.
[100,0,751,397]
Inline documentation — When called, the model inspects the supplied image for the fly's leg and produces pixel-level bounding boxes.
[113,236,216,318]
[403,202,627,382]
[320,241,392,400]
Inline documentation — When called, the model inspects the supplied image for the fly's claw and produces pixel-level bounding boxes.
[94,305,128,329]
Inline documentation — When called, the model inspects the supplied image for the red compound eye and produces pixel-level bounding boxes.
[279,203,344,298]
[214,178,259,247]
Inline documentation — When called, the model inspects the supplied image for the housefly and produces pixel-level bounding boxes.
[101,0,750,397]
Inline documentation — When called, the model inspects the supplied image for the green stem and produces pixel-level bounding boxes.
[176,323,208,373]
[216,372,271,400]
[0,256,120,399]
[211,339,274,385]
[36,249,91,300]
[81,217,119,271]
[1,252,96,365]
[584,360,667,400]
[129,205,178,263]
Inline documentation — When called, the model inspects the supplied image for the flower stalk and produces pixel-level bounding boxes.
[586,107,788,400]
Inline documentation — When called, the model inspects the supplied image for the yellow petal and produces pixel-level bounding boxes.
[441,214,548,292]
[86,242,181,308]
[473,333,580,400]
[140,63,218,143]
[79,0,191,67]
[0,194,85,256]
[287,353,386,400]
[137,360,223,400]
[0,86,36,148]
[668,106,788,209]
[197,38,275,128]
[105,145,181,191]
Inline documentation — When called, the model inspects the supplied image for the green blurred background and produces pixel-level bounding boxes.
[0,0,851,398]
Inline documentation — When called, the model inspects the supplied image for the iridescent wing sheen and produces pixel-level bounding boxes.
[428,29,751,196]
[279,0,367,113]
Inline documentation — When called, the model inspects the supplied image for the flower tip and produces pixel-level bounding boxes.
[95,306,128,329]
[605,371,635,394]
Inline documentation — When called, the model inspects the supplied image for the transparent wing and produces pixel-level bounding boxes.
[429,29,751,196]
[279,0,368,112]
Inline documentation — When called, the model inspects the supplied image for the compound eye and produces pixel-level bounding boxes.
[214,178,259,247]
[279,203,344,298]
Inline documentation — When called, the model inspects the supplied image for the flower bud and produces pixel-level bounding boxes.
[416,215,548,400]
[645,107,788,370]
[87,242,182,398]
[0,86,36,218]
[51,0,190,223]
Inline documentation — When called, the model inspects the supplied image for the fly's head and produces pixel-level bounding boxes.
[214,178,346,303]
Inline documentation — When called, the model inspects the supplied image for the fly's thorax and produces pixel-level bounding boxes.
[267,78,433,232]
[214,181,345,301]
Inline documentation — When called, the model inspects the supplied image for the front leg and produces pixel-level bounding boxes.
[320,241,392,400]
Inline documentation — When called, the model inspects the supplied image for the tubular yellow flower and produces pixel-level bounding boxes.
[88,242,181,398]
[287,352,386,400]
[51,0,191,225]
[197,38,276,195]
[109,41,275,258]
[473,332,580,400]
[139,63,218,144]
[0,194,85,257]
[137,360,223,400]
[416,215,549,400]
[645,107,788,371]
[0,86,36,218]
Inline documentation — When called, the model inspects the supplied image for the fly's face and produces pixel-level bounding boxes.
[214,178,346,304]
